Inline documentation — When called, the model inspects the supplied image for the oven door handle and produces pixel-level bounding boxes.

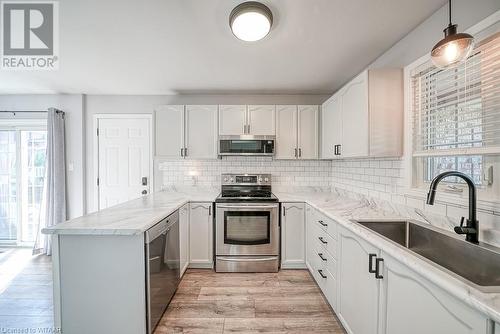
[216,205,278,209]
[217,256,278,262]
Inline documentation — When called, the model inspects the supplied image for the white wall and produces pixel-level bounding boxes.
[0,94,86,219]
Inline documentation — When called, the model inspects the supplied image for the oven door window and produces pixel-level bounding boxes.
[224,211,270,245]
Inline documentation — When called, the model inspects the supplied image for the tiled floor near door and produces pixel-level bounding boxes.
[155,269,346,334]
[0,248,54,330]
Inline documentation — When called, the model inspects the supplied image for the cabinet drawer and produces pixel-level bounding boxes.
[314,211,337,239]
[313,240,336,278]
[313,264,336,309]
[311,223,337,259]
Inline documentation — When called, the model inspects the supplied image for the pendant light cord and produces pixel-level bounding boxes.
[448,0,452,26]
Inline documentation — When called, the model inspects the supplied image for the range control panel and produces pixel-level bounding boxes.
[221,173,271,186]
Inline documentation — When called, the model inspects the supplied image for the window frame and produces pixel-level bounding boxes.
[403,12,500,209]
[0,118,47,246]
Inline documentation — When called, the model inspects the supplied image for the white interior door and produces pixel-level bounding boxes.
[98,117,151,210]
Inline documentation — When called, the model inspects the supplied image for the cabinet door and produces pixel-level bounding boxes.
[380,251,488,334]
[219,105,246,135]
[179,204,189,276]
[155,105,184,158]
[298,105,318,159]
[341,71,369,158]
[338,227,380,334]
[247,105,275,135]
[185,105,218,159]
[275,105,298,159]
[281,203,306,269]
[189,203,213,268]
[321,95,342,159]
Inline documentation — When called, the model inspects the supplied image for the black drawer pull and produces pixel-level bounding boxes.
[375,258,384,279]
[318,269,327,279]
[318,220,328,227]
[368,253,377,274]
[318,237,328,244]
[318,253,327,261]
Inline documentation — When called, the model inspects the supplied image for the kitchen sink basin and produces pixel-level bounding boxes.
[355,220,500,292]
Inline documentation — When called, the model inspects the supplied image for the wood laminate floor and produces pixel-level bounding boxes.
[155,269,346,334]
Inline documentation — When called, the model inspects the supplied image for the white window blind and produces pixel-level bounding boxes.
[412,33,500,158]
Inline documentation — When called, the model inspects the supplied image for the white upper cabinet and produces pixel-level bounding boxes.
[155,105,218,159]
[155,105,185,158]
[320,95,342,159]
[185,105,218,159]
[247,105,275,135]
[341,71,369,158]
[275,105,298,159]
[320,69,403,159]
[219,105,247,135]
[275,105,318,160]
[298,105,319,159]
[219,105,275,136]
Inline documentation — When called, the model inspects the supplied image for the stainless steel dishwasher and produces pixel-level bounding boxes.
[145,211,180,334]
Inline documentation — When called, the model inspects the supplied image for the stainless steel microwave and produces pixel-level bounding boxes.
[218,135,275,156]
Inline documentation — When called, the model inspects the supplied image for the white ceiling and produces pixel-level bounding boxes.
[0,0,447,95]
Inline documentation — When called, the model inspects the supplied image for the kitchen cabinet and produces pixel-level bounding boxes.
[155,105,184,158]
[338,226,380,334]
[496,322,500,333]
[189,202,213,268]
[337,226,489,334]
[320,95,342,159]
[275,105,318,159]
[379,251,488,334]
[219,105,275,135]
[179,204,189,276]
[281,203,306,268]
[320,69,403,159]
[155,105,218,159]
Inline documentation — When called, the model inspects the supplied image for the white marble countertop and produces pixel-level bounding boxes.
[42,187,219,236]
[276,190,500,325]
[43,186,500,323]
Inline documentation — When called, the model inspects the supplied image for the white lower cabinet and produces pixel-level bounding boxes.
[188,202,213,268]
[179,204,189,276]
[281,203,306,268]
[496,322,500,333]
[338,227,380,334]
[380,251,488,334]
[336,226,489,334]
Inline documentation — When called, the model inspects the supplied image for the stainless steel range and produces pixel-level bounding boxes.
[215,173,279,272]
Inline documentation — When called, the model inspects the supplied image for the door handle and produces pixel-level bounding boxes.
[142,177,148,186]
[368,253,377,273]
[180,148,184,157]
[298,148,302,157]
[184,147,188,157]
[337,144,342,155]
[294,148,298,158]
[375,258,384,279]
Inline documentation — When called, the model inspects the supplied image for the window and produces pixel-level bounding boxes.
[0,122,47,245]
[412,32,500,196]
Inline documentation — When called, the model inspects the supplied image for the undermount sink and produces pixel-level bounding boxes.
[355,220,500,292]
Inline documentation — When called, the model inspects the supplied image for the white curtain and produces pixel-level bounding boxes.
[33,108,66,256]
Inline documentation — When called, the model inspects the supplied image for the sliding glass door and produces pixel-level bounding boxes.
[0,124,47,245]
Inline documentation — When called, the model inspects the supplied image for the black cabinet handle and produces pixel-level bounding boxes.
[375,258,384,279]
[318,269,327,279]
[368,253,377,274]
[318,237,328,244]
[294,148,298,158]
[338,144,341,155]
[318,253,327,261]
[318,220,328,227]
[298,148,302,157]
[334,145,338,156]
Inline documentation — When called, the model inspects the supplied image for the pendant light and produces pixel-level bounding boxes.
[229,2,273,42]
[431,0,474,68]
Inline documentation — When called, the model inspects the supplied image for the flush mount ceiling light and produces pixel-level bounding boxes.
[431,0,474,68]
[229,2,273,42]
